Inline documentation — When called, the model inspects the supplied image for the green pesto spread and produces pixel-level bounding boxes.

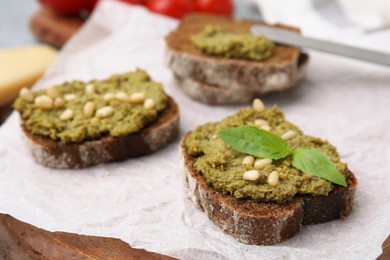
[13,69,167,144]
[185,107,349,203]
[191,25,274,61]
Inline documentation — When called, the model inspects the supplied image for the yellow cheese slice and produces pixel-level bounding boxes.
[0,45,57,106]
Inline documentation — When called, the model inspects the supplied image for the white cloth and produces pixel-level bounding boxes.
[251,0,390,52]
[0,1,389,259]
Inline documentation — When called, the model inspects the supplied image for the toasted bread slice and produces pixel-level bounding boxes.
[21,97,179,169]
[165,14,308,102]
[180,134,357,245]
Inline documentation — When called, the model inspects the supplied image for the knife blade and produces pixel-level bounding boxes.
[251,25,390,66]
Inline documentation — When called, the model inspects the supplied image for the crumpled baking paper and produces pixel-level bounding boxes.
[0,1,389,259]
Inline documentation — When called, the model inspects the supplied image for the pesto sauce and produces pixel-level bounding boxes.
[13,69,168,144]
[185,107,349,203]
[191,25,274,61]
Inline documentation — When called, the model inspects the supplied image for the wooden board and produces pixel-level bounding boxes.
[0,102,13,125]
[0,213,388,259]
[0,214,174,259]
[30,7,83,48]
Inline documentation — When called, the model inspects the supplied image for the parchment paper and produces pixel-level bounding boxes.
[1,1,389,259]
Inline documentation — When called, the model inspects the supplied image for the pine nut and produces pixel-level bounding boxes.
[34,95,53,109]
[86,84,95,93]
[243,170,261,181]
[281,130,296,140]
[64,93,76,101]
[129,92,145,104]
[261,125,271,131]
[46,87,59,98]
[144,98,155,109]
[253,98,265,112]
[96,106,114,118]
[103,93,115,102]
[60,109,74,121]
[84,101,95,117]
[91,117,99,124]
[54,97,65,108]
[242,155,255,166]
[19,87,34,102]
[268,171,279,186]
[254,119,268,128]
[116,92,128,102]
[254,158,272,169]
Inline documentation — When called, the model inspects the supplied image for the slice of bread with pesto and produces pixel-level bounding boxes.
[165,14,309,105]
[180,99,357,245]
[14,69,179,169]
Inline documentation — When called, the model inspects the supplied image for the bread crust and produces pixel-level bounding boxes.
[173,53,308,105]
[174,74,256,105]
[165,14,309,98]
[180,133,357,245]
[21,97,180,169]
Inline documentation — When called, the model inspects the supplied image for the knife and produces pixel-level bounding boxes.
[251,25,390,67]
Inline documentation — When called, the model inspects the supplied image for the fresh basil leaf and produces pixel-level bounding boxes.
[218,126,292,159]
[292,147,347,187]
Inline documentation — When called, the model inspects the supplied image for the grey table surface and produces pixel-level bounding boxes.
[0,0,260,49]
[0,0,39,48]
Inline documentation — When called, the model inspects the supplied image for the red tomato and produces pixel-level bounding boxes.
[119,0,145,4]
[194,0,234,16]
[38,0,90,15]
[86,0,99,12]
[146,0,194,19]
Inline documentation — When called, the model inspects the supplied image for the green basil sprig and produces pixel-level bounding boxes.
[218,126,347,187]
